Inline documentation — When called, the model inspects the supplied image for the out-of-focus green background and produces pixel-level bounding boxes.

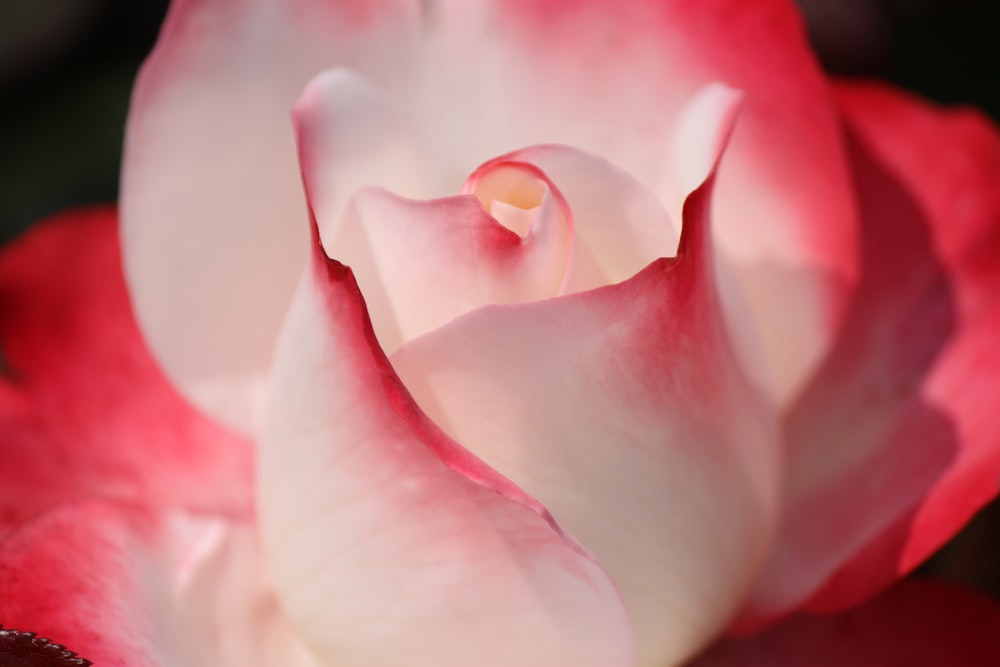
[1,0,998,598]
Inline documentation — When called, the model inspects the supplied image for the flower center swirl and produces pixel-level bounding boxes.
[0,626,91,666]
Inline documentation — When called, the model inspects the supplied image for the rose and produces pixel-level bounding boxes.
[2,1,1000,666]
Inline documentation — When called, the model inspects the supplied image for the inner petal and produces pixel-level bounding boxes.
[295,72,683,357]
[294,72,578,353]
[466,163,550,238]
[471,145,679,295]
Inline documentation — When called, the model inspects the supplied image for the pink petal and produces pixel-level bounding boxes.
[257,221,635,667]
[294,72,573,352]
[737,84,1000,626]
[0,208,251,537]
[295,69,696,349]
[471,143,679,292]
[692,579,1000,667]
[0,502,173,667]
[121,0,420,432]
[124,0,859,431]
[0,502,313,667]
[425,0,860,405]
[387,147,781,665]
[292,68,430,238]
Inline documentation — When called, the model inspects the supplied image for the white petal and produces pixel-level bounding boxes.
[121,0,420,432]
[258,236,635,667]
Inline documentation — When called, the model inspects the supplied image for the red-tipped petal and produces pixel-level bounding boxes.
[738,84,1000,625]
[422,0,860,405]
[293,71,574,352]
[257,219,636,667]
[0,502,313,667]
[473,142,680,293]
[387,124,780,666]
[0,208,251,537]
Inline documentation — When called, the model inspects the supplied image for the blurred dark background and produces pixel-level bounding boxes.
[0,0,998,598]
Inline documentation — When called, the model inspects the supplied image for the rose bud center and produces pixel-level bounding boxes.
[465,161,557,239]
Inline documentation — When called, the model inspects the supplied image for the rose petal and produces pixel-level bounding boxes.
[0,502,312,667]
[692,579,1000,667]
[470,143,680,291]
[389,123,780,665]
[833,82,1000,332]
[294,71,573,352]
[0,502,172,667]
[124,0,859,430]
[257,216,635,667]
[668,83,746,216]
[121,0,420,432]
[292,68,430,236]
[166,517,320,667]
[0,208,251,537]
[422,0,860,405]
[736,84,1000,626]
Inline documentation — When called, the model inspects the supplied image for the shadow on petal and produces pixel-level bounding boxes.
[735,123,962,627]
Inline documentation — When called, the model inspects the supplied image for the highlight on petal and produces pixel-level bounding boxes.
[0,208,252,538]
[669,83,745,204]
[693,579,1000,667]
[293,68,429,235]
[736,83,1000,627]
[166,518,320,667]
[423,0,860,406]
[388,166,780,665]
[257,220,635,667]
[0,502,312,667]
[121,0,420,433]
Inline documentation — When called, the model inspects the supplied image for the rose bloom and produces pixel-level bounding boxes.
[2,1,1000,666]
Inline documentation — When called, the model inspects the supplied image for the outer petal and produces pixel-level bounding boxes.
[388,132,780,665]
[692,579,1000,667]
[258,219,636,667]
[0,503,174,667]
[0,502,313,667]
[738,84,1000,625]
[121,0,420,432]
[423,0,860,404]
[0,208,251,537]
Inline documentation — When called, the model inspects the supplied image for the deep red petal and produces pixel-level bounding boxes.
[0,208,252,537]
[0,502,173,667]
[694,579,1000,667]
